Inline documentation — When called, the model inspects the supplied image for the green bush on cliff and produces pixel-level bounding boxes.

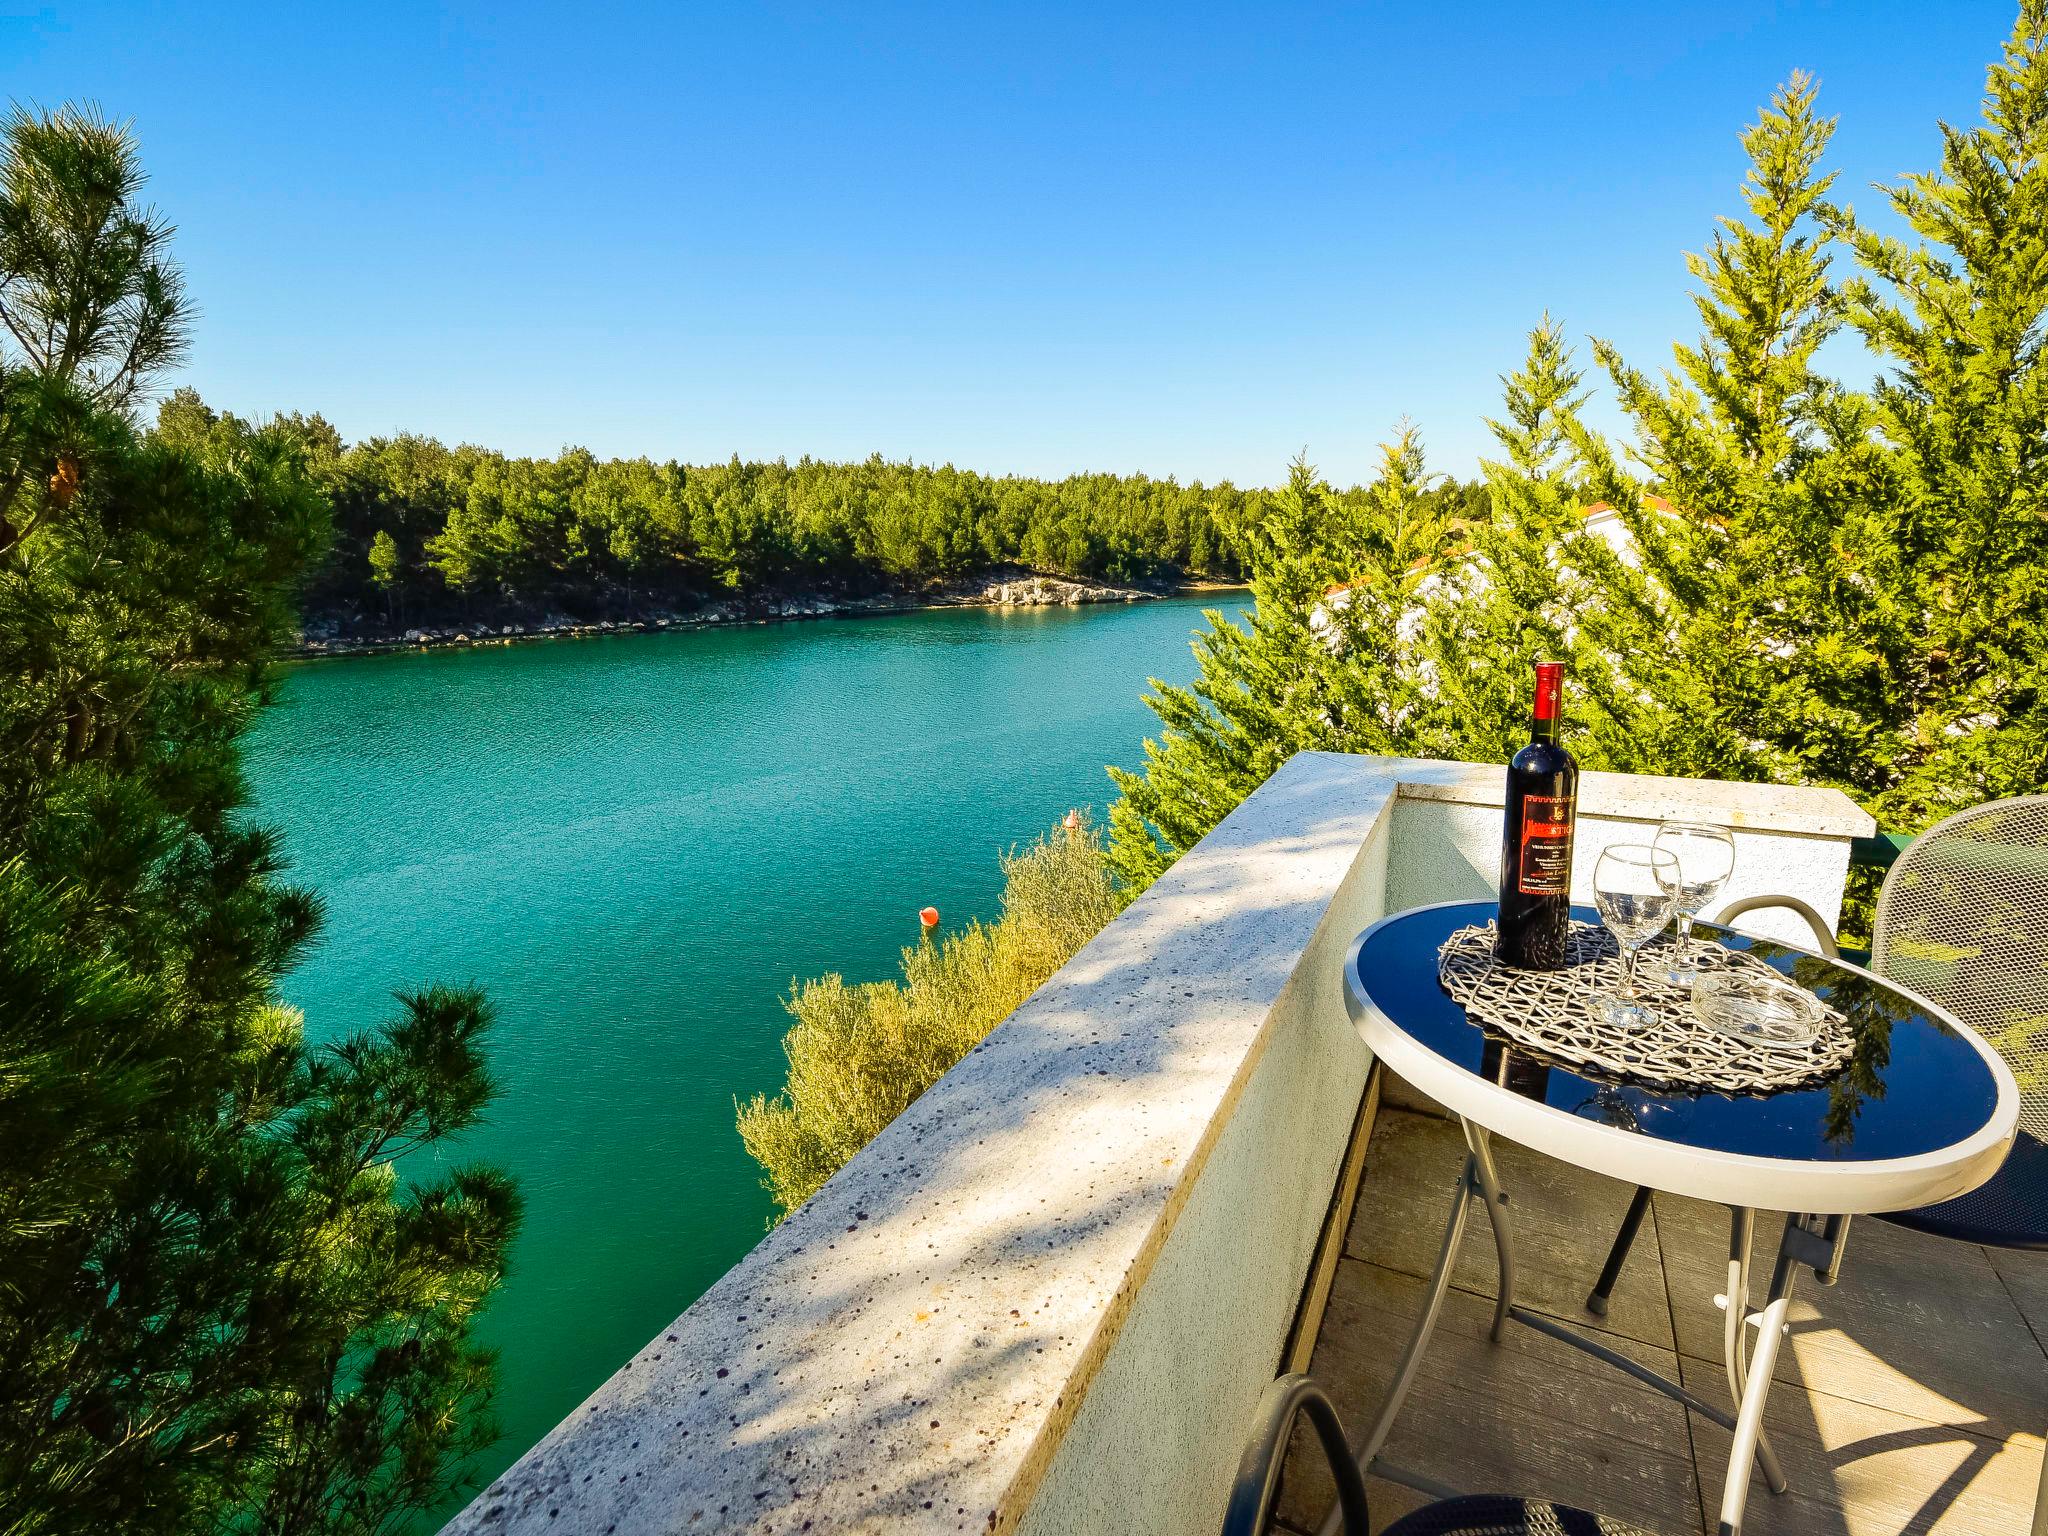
[738,818,1119,1217]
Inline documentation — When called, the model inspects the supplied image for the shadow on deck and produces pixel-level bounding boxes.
[1274,1106,2048,1535]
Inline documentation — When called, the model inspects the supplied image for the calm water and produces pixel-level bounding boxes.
[242,596,1218,1517]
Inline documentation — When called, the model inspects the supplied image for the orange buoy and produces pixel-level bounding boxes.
[918,906,940,929]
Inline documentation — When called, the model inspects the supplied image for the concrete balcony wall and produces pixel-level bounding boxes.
[1010,757,1396,1536]
[441,754,1871,1536]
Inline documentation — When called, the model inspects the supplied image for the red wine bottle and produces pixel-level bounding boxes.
[1497,660,1578,970]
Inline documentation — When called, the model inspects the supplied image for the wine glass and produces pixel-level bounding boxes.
[1592,844,1680,1030]
[1652,820,1736,986]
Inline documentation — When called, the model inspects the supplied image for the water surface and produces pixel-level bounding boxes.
[243,596,1219,1513]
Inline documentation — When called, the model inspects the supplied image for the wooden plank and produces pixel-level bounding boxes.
[1283,1066,1383,1376]
[1984,1244,2048,1359]
[1653,1192,2048,1442]
[1678,1351,2044,1536]
[1275,1262,1700,1535]
[1341,1107,1677,1351]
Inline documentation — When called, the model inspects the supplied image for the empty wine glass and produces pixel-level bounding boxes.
[1592,844,1680,1030]
[1652,820,1736,986]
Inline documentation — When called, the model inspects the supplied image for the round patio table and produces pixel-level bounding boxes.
[1329,899,2018,1536]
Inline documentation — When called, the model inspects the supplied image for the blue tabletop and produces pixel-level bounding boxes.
[1351,901,2002,1166]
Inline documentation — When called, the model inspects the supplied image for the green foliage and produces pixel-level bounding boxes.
[1110,5,2048,893]
[1823,0,2048,825]
[1105,434,1478,886]
[286,439,1257,628]
[367,529,401,622]
[738,819,1120,1218]
[0,104,188,415]
[0,105,516,1536]
[367,527,400,588]
[1572,15,2048,827]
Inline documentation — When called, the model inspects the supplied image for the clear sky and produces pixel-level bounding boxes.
[3,1,2024,484]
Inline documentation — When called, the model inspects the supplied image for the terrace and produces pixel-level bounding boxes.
[442,752,2044,1536]
[1274,1107,2046,1535]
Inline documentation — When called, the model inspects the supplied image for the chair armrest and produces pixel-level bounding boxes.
[1222,1374,1371,1536]
[1710,894,1840,958]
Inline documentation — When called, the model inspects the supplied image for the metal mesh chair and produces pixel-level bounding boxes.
[1376,1501,1659,1536]
[1866,795,2048,1248]
[1222,1373,1658,1536]
[1590,794,2048,1313]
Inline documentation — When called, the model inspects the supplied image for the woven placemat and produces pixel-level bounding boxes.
[1436,920,1854,1093]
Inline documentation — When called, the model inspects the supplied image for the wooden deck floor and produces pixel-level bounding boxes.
[1275,1106,2048,1536]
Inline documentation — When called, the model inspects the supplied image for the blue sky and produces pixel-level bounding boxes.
[3,1,2023,483]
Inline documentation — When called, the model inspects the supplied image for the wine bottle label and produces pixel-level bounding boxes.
[1517,795,1573,895]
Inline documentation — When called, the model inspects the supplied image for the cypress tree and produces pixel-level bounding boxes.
[1109,4,2048,898]
[1826,0,2048,824]
[1564,70,1865,790]
[1106,434,1464,886]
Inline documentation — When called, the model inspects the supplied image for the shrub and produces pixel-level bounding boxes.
[738,817,1119,1217]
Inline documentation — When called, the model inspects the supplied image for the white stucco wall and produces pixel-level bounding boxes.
[1385,764,1868,948]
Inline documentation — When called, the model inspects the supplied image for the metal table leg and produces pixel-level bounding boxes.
[1587,1183,1651,1317]
[1463,1119,1517,1342]
[1717,1217,1808,1536]
[1722,1208,1788,1496]
[1311,1156,1473,1536]
[1353,1145,1474,1476]
[1314,1145,1845,1536]
[1314,1119,1520,1536]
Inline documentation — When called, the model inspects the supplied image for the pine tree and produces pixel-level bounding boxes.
[1564,71,1869,790]
[0,106,518,1536]
[1404,318,1594,766]
[1106,434,1458,887]
[0,105,187,417]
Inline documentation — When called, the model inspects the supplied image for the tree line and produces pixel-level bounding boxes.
[154,393,1497,632]
[167,405,1259,628]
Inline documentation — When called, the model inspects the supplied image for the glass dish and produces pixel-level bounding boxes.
[1691,971,1824,1047]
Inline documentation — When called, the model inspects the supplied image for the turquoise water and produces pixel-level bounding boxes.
[242,596,1219,1515]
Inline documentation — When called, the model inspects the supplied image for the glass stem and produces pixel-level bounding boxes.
[1676,910,1695,953]
[1621,947,1640,1002]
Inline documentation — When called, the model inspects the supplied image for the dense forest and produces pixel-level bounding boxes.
[152,391,1488,635]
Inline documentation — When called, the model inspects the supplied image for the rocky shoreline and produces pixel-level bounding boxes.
[290,570,1228,661]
